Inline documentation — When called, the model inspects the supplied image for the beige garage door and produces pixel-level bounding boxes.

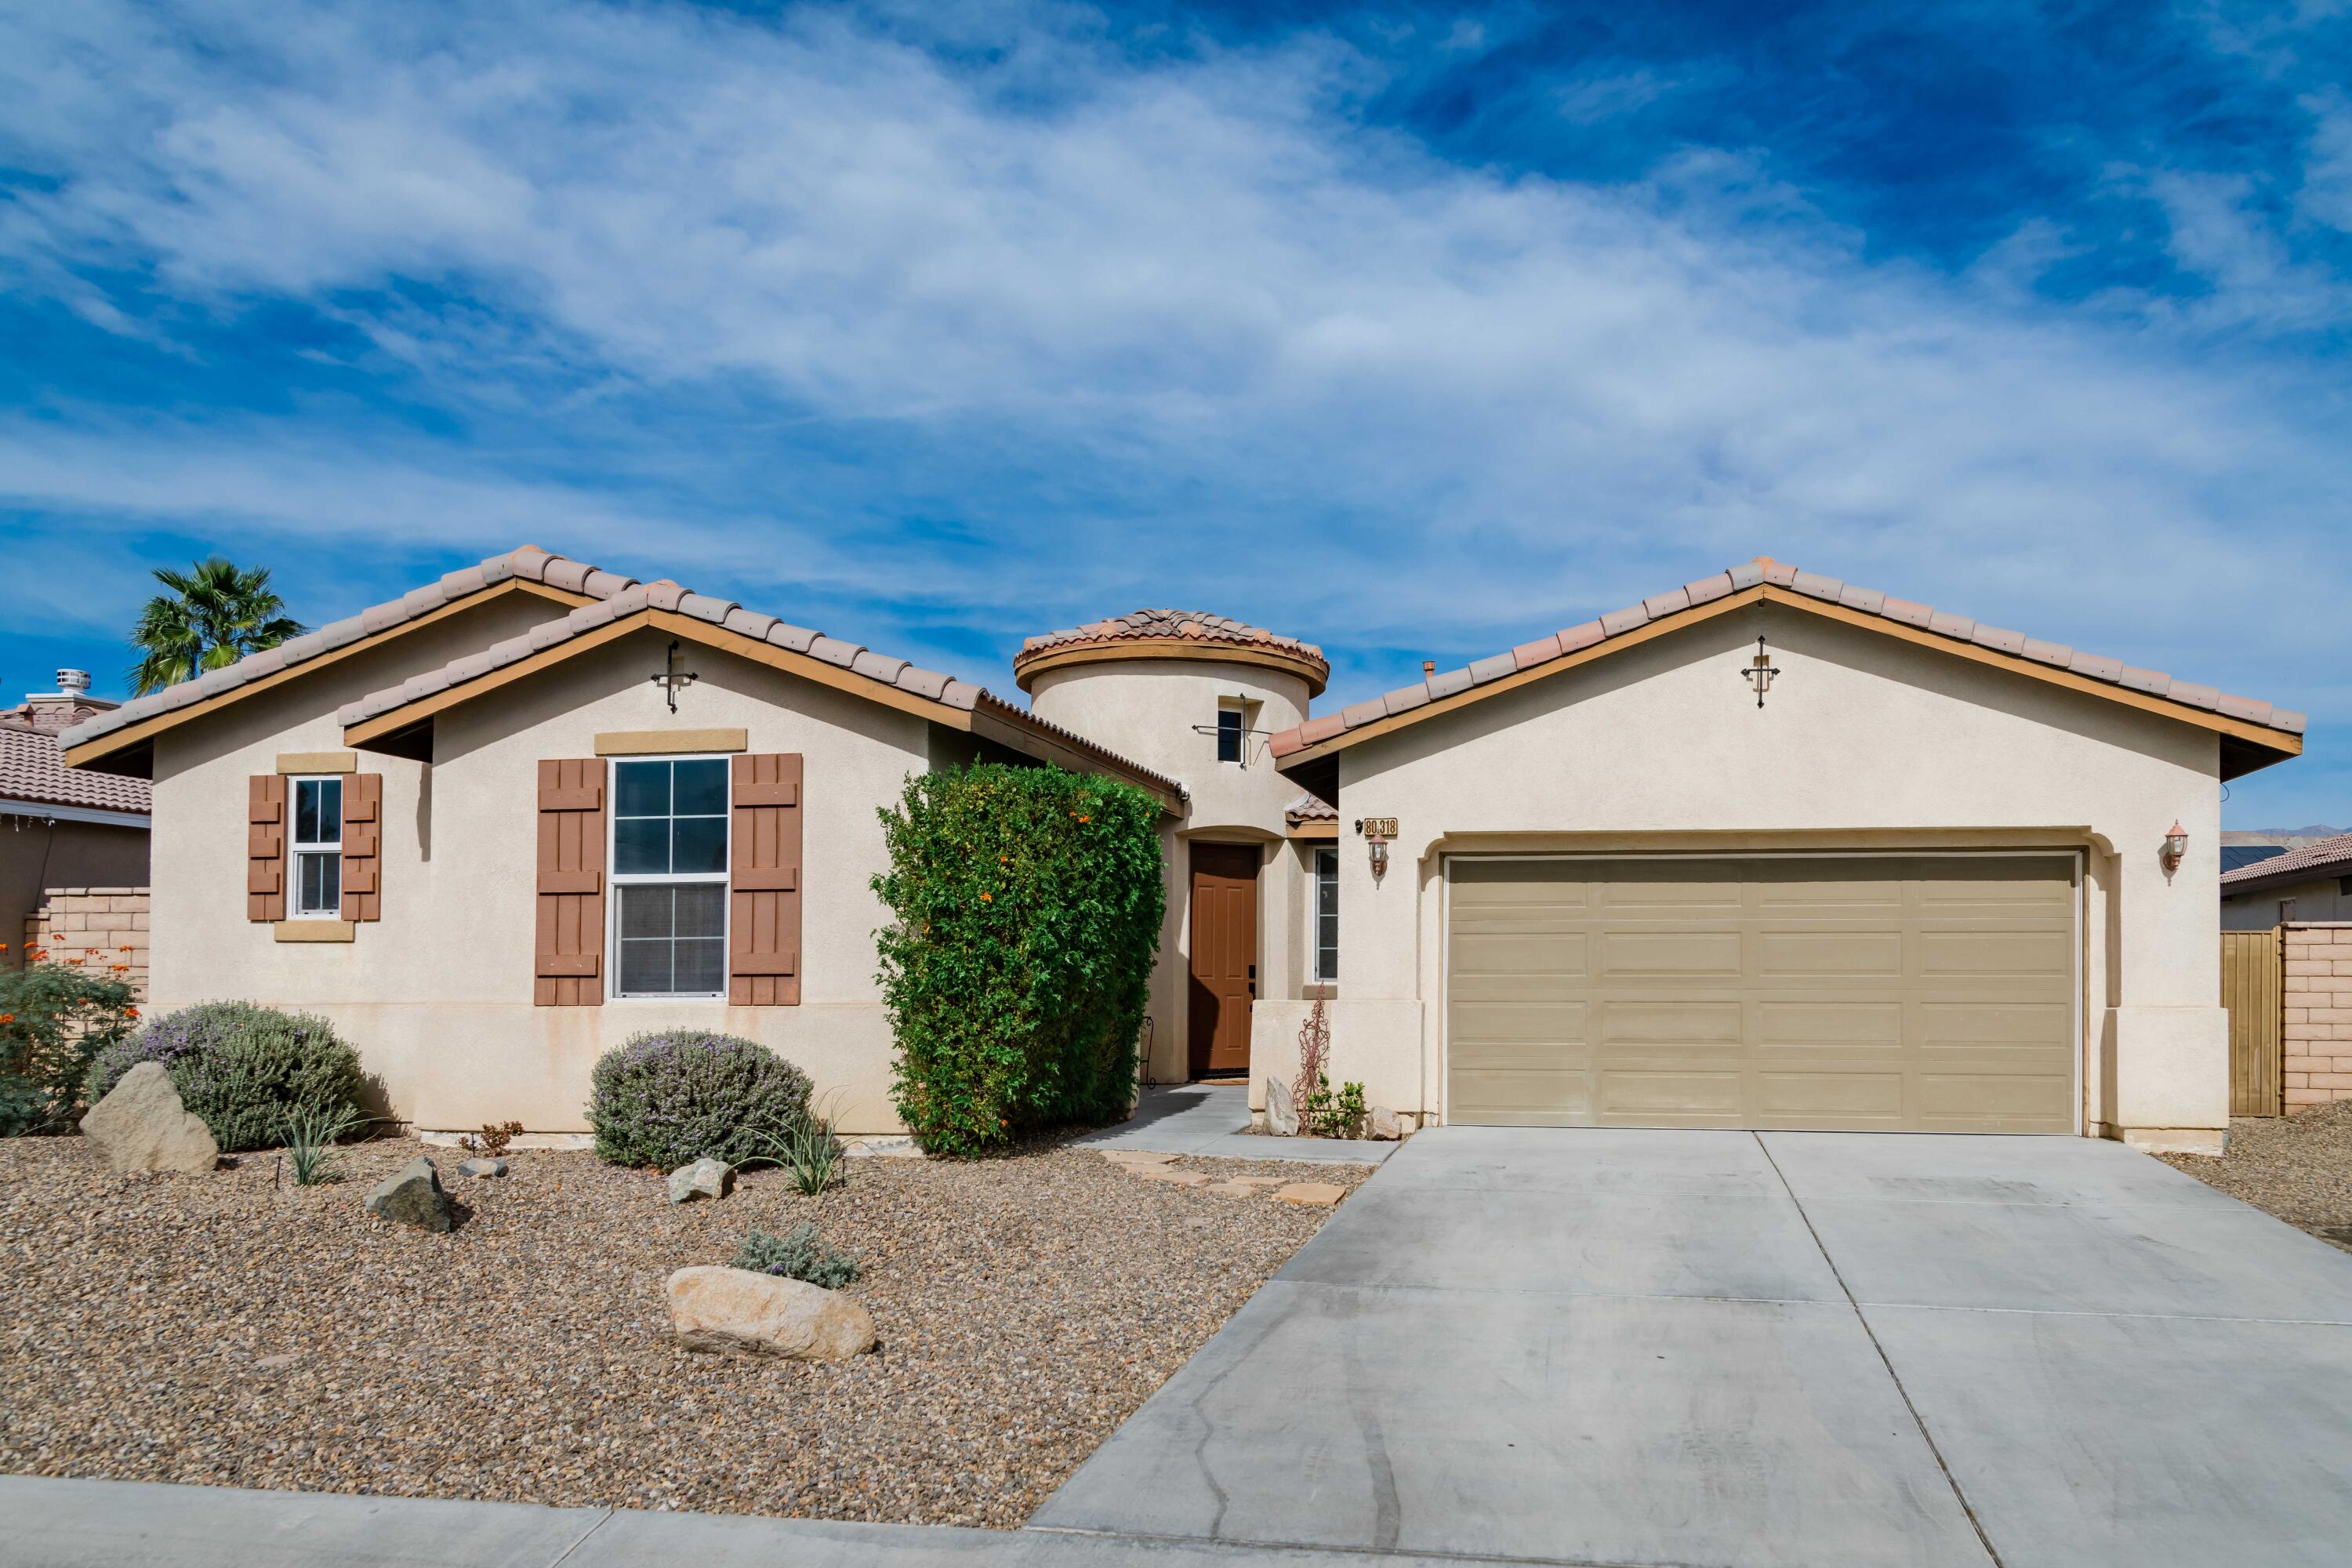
[1446,855,2076,1132]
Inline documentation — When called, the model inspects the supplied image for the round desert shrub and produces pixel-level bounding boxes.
[587,1029,814,1170]
[84,1000,365,1152]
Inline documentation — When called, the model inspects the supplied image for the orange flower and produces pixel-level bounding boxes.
[64,956,83,965]
[0,942,9,952]
[117,946,132,953]
[979,892,993,902]
[111,964,129,972]
[124,1008,139,1019]
[0,1014,13,1025]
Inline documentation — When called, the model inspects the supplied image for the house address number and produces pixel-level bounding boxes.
[1357,816,1399,840]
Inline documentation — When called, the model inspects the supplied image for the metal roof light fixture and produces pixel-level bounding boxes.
[2161,820,2189,874]
[649,638,700,714]
[1738,635,1780,709]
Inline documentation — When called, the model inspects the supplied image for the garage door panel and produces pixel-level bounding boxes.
[1758,930,1905,978]
[1600,929,1743,977]
[1759,1000,1904,1048]
[1447,855,2075,1133]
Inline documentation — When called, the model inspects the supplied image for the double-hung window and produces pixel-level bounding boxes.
[1312,847,1339,985]
[611,757,728,998]
[289,776,343,918]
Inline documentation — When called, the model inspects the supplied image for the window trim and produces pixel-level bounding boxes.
[286,774,344,920]
[1312,845,1339,985]
[606,753,731,1001]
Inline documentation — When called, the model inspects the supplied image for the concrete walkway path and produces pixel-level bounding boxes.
[1074,1083,1398,1164]
[1036,1125,2352,1568]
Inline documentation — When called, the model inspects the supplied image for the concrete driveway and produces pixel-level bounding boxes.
[1035,1126,2352,1568]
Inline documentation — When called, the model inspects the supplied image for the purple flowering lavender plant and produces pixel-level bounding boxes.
[586,1029,815,1170]
[85,1000,364,1152]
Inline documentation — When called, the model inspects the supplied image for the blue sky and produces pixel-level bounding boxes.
[2,0,2347,824]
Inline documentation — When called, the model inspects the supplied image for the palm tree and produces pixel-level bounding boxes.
[127,557,307,695]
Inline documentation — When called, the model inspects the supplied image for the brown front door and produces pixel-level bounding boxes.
[1189,843,1260,1077]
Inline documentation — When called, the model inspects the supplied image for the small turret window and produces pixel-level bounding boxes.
[1216,704,1245,763]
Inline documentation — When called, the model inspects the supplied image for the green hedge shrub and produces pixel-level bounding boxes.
[873,762,1164,1156]
[0,963,140,1135]
[85,1000,365,1152]
[587,1029,814,1169]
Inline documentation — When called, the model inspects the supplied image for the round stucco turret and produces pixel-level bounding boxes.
[1015,610,1327,829]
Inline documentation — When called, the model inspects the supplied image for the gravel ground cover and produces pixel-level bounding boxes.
[0,1134,1369,1526]
[2158,1100,2352,1252]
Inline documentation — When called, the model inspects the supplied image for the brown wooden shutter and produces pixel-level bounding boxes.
[247,775,286,922]
[729,753,802,1006]
[340,773,383,921]
[535,758,606,1007]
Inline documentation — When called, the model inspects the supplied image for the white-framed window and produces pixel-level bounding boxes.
[1312,846,1339,984]
[609,756,729,999]
[289,775,343,918]
[1216,703,1245,764]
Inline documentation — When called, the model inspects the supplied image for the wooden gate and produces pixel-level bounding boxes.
[2222,928,2284,1117]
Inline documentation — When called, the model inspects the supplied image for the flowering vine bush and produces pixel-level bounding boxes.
[0,961,139,1135]
[872,763,1163,1157]
[586,1029,815,1170]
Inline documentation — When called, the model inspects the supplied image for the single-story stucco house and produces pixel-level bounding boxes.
[2220,832,2352,930]
[60,548,2304,1155]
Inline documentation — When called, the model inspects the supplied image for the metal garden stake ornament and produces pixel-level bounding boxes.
[1739,636,1780,708]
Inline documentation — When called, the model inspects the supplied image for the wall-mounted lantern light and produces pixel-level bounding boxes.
[649,639,700,714]
[2161,820,2189,873]
[1356,816,1397,885]
[1738,635,1780,709]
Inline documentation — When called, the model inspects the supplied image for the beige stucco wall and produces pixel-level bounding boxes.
[1,816,149,975]
[2224,875,2350,931]
[1029,658,1309,1082]
[1310,603,2231,1148]
[148,612,931,1135]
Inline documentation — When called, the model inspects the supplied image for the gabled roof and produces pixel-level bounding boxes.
[2220,832,2352,892]
[0,722,150,818]
[1015,608,1329,695]
[1269,557,2306,782]
[60,546,598,771]
[330,554,1187,811]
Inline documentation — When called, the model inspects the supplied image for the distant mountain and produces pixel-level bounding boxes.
[2221,826,2347,848]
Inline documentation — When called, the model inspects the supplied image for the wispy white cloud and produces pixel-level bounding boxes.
[0,0,2345,815]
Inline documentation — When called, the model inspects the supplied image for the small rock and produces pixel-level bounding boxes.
[666,1265,877,1359]
[365,1158,456,1232]
[1264,1077,1299,1136]
[1367,1106,1403,1141]
[457,1158,507,1178]
[1274,1181,1346,1207]
[80,1062,219,1175]
[667,1157,733,1204]
[253,1353,299,1371]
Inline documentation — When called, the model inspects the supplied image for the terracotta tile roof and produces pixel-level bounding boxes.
[317,552,1186,802]
[1,699,114,737]
[0,722,151,816]
[2220,832,2352,888]
[1269,556,2307,760]
[1285,792,1337,823]
[1016,609,1329,690]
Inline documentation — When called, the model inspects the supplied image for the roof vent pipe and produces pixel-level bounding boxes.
[55,669,91,697]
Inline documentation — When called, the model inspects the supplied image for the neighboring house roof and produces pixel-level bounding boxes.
[1268,556,2306,781]
[59,546,597,770]
[2220,844,2289,873]
[1015,609,1330,695]
[0,722,151,818]
[1,698,115,736]
[2220,832,2352,894]
[322,551,1186,810]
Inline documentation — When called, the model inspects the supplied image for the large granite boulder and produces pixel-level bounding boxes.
[80,1062,218,1175]
[365,1157,456,1232]
[665,1265,876,1359]
[1263,1076,1299,1136]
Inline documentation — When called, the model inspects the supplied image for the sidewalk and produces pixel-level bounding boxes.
[0,1475,1481,1568]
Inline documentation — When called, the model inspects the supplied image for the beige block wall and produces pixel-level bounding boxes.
[1328,603,2231,1142]
[2284,922,2352,1112]
[23,887,149,1000]
[148,612,935,1135]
